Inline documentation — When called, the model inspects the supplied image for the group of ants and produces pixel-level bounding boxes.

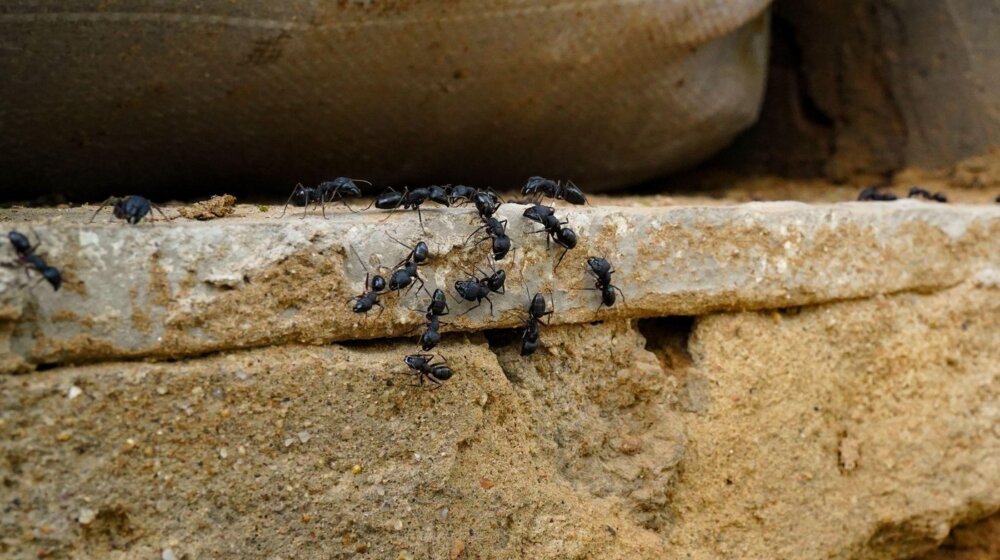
[4,177,624,389]
[6,179,997,387]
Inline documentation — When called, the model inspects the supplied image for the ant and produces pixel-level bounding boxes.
[385,234,430,296]
[908,187,947,203]
[406,289,450,351]
[280,178,368,218]
[857,187,897,201]
[453,263,506,316]
[519,290,553,356]
[472,189,503,220]
[419,312,443,351]
[426,288,450,317]
[347,245,386,318]
[369,187,446,232]
[584,256,624,308]
[90,195,167,224]
[523,204,577,268]
[522,176,588,205]
[401,354,454,388]
[465,215,512,261]
[6,230,61,290]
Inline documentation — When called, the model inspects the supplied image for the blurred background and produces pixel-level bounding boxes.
[1,0,999,202]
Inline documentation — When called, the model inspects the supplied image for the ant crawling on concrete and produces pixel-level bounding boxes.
[585,256,624,309]
[90,195,167,224]
[857,187,897,201]
[523,203,577,268]
[453,262,506,316]
[419,312,444,351]
[385,234,431,296]
[471,189,503,221]
[907,187,948,203]
[519,289,553,356]
[522,176,588,205]
[402,354,454,388]
[465,215,512,261]
[6,230,61,290]
[369,186,447,233]
[280,177,368,218]
[348,245,387,318]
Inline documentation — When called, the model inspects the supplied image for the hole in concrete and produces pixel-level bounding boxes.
[636,316,694,372]
[484,328,518,350]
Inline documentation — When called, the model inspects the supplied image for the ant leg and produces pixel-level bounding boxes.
[429,378,444,390]
[485,295,494,316]
[151,203,169,222]
[416,205,426,234]
[374,300,386,319]
[279,184,305,218]
[554,247,570,270]
[89,197,116,223]
[458,301,482,316]
[464,225,488,245]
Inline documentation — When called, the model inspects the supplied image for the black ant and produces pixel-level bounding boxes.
[385,234,430,296]
[518,290,553,356]
[347,246,386,318]
[280,178,368,218]
[6,230,61,290]
[465,216,512,261]
[857,187,897,201]
[90,195,167,224]
[419,312,443,351]
[369,187,446,232]
[584,256,624,308]
[402,354,454,388]
[908,187,947,203]
[453,264,505,316]
[523,204,577,268]
[522,176,588,205]
[472,189,503,220]
[426,287,450,317]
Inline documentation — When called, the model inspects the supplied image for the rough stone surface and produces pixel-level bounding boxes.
[1,202,998,372]
[1,282,997,559]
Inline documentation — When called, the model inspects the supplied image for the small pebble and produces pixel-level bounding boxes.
[77,508,96,525]
[479,478,495,490]
[450,540,466,559]
[67,386,83,400]
[218,448,229,459]
[297,431,311,444]
[301,513,312,523]
[438,507,449,521]
[56,431,71,442]
[393,519,404,531]
[340,425,353,440]
[478,393,488,407]
[283,438,295,448]
[156,386,168,396]
[352,464,363,475]
[162,548,177,560]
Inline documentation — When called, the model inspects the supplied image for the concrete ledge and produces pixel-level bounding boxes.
[1,201,998,370]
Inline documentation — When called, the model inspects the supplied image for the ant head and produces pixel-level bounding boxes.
[41,266,62,291]
[404,355,425,368]
[432,288,446,302]
[413,241,430,263]
[428,185,450,206]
